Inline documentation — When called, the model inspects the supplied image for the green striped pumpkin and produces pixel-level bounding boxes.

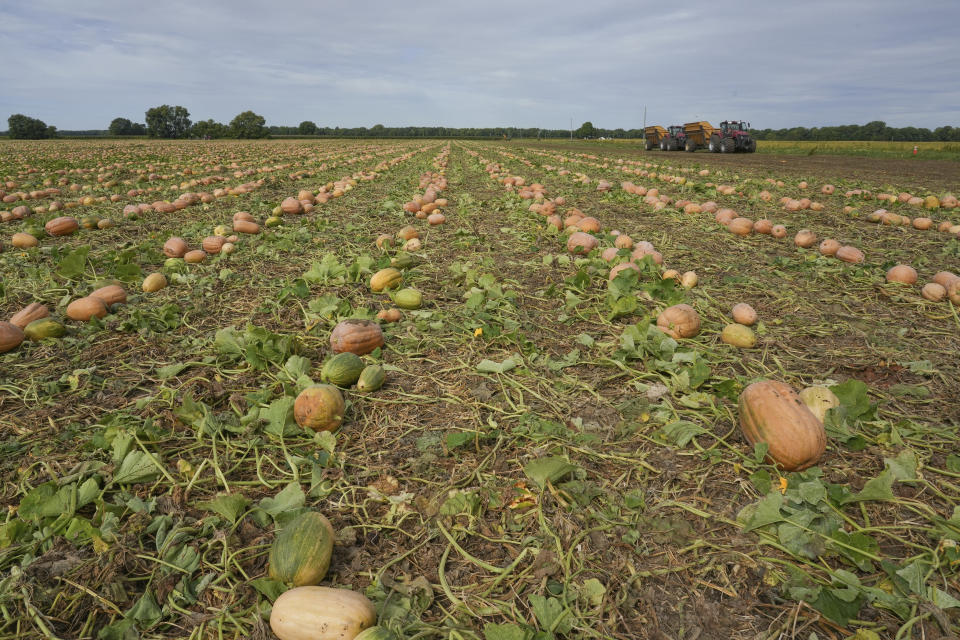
[268,511,335,587]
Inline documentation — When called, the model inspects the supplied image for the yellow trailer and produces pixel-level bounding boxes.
[643,126,667,151]
[683,121,716,152]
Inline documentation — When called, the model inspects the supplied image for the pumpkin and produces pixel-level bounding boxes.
[393,288,422,310]
[0,321,25,353]
[922,282,947,301]
[728,218,754,236]
[753,219,773,234]
[269,586,376,640]
[265,216,283,228]
[934,271,960,288]
[771,225,787,239]
[818,239,841,256]
[680,271,698,289]
[798,386,840,423]
[97,218,114,229]
[403,238,421,252]
[656,304,701,339]
[233,220,260,234]
[294,384,345,432]
[601,247,619,262]
[949,280,960,306]
[835,246,864,263]
[567,231,598,254]
[370,268,402,292]
[234,211,255,223]
[609,262,640,280]
[321,352,365,386]
[90,284,126,306]
[11,232,39,248]
[794,230,817,248]
[142,272,168,292]
[375,234,394,249]
[280,197,303,215]
[268,511,335,587]
[67,297,108,322]
[330,319,384,355]
[163,237,189,258]
[184,249,207,263]
[721,323,756,348]
[45,216,79,236]
[356,365,386,392]
[738,380,826,471]
[397,226,418,241]
[715,209,737,225]
[886,264,918,284]
[661,269,679,280]
[10,302,49,329]
[390,253,417,270]
[614,234,633,249]
[202,236,226,254]
[24,318,65,341]
[576,217,601,233]
[427,213,446,225]
[731,303,757,326]
[377,308,402,323]
[913,217,933,230]
[221,242,235,255]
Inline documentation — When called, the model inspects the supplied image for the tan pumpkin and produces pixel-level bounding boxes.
[370,268,402,292]
[715,209,737,225]
[269,586,376,640]
[731,303,757,326]
[67,297,108,321]
[377,308,402,323]
[233,211,255,223]
[11,232,39,248]
[835,246,864,263]
[721,323,757,348]
[330,319,384,355]
[912,217,933,230]
[614,234,633,249]
[921,282,946,301]
[566,231,598,255]
[728,218,754,236]
[680,271,698,289]
[753,219,773,234]
[89,284,127,306]
[818,239,841,256]
[10,303,49,329]
[886,264,917,284]
[601,247,619,262]
[281,197,303,215]
[576,217,601,233]
[184,249,207,263]
[427,213,446,225]
[142,272,168,292]
[294,385,346,432]
[949,280,960,305]
[202,236,226,254]
[609,262,640,281]
[404,237,421,251]
[397,226,418,241]
[656,304,701,339]
[794,229,817,248]
[233,220,260,234]
[163,237,189,258]
[45,216,79,236]
[738,380,826,471]
[0,321,25,354]
[771,225,787,239]
[933,271,960,289]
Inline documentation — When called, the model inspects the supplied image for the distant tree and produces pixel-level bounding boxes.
[191,119,229,139]
[109,117,134,135]
[8,114,53,139]
[298,120,318,135]
[145,105,192,138]
[130,122,147,135]
[575,121,596,138]
[230,111,268,138]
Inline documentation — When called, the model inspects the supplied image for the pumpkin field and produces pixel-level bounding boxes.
[2,138,960,640]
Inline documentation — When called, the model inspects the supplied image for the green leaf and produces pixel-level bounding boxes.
[262,396,299,437]
[929,586,960,609]
[281,355,312,382]
[579,578,606,607]
[741,491,785,531]
[484,622,529,640]
[529,594,571,634]
[250,577,286,602]
[477,356,520,374]
[113,451,161,485]
[809,588,862,626]
[127,589,163,628]
[157,362,189,379]
[749,469,772,494]
[830,379,874,421]
[660,420,706,447]
[885,449,917,484]
[446,431,474,450]
[842,469,894,504]
[199,493,249,524]
[524,457,576,488]
[57,245,90,279]
[259,482,305,519]
[895,560,927,595]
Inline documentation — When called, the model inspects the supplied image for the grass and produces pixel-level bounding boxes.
[1,138,959,639]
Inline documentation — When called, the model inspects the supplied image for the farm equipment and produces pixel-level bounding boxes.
[660,125,687,151]
[643,126,667,150]
[683,121,757,152]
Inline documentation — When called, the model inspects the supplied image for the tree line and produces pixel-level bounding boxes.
[5,111,959,142]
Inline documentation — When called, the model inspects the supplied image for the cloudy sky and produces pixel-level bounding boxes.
[2,0,958,131]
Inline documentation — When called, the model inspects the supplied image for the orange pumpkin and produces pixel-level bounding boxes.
[886,264,917,284]
[731,303,757,326]
[0,321,25,353]
[794,230,817,248]
[163,237,189,258]
[566,231,598,255]
[89,284,127,306]
[728,218,754,236]
[67,297,108,321]
[818,239,841,256]
[294,385,345,432]
[835,246,864,263]
[738,380,826,471]
[202,236,226,254]
[656,304,701,339]
[10,302,49,329]
[184,249,207,263]
[330,319,384,355]
[45,216,79,236]
[234,220,260,234]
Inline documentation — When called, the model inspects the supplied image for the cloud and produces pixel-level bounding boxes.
[1,0,957,129]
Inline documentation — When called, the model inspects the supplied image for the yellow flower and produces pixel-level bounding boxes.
[640,412,650,422]
[778,477,788,494]
[474,327,483,337]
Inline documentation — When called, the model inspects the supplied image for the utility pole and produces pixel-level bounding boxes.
[642,106,647,144]
[570,117,573,141]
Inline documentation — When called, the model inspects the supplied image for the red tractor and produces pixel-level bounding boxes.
[709,120,756,153]
[660,125,687,151]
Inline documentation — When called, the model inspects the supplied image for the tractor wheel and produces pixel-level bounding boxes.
[721,138,735,153]
[709,136,721,153]
[747,139,757,153]
[685,139,697,152]
[645,139,653,151]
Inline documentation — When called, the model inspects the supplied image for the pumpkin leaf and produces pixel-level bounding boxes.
[842,469,894,504]
[829,379,875,421]
[477,355,520,374]
[57,245,90,279]
[529,594,572,634]
[249,577,286,602]
[259,482,305,520]
[126,589,163,628]
[484,622,530,640]
[660,420,706,447]
[199,493,249,524]
[741,491,786,531]
[524,457,576,488]
[113,450,161,485]
[262,396,299,437]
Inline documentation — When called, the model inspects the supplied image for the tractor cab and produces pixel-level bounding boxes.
[720,121,750,134]
[667,125,684,137]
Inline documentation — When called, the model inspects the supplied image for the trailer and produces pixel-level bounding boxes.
[684,120,756,152]
[643,126,667,151]
[683,121,715,152]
